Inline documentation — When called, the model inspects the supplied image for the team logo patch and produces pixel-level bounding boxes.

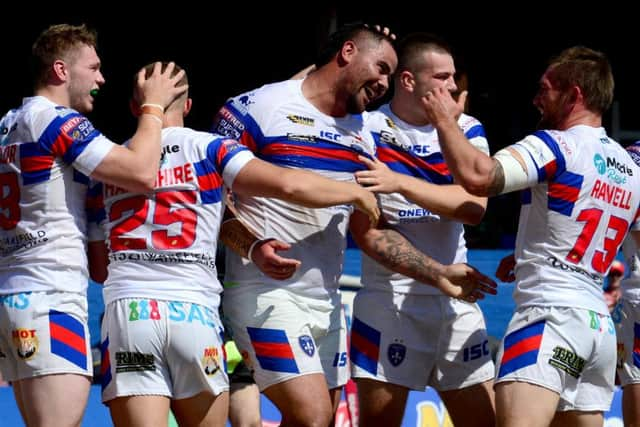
[548,346,585,378]
[593,154,606,175]
[384,117,396,129]
[12,329,38,360]
[286,114,315,126]
[115,351,155,373]
[232,94,255,114]
[202,347,221,376]
[387,342,406,367]
[299,335,315,357]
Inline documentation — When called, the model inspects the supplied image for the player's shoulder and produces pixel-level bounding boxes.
[363,104,396,131]
[457,113,484,132]
[626,140,640,168]
[228,80,298,115]
[163,127,225,149]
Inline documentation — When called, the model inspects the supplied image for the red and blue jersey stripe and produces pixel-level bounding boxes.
[194,137,251,204]
[532,130,566,183]
[547,171,584,216]
[373,134,452,184]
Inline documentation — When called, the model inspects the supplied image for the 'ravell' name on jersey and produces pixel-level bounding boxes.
[591,179,632,210]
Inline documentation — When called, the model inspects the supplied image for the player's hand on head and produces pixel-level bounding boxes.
[365,23,396,41]
[436,263,497,302]
[136,61,188,110]
[251,239,301,280]
[355,155,400,194]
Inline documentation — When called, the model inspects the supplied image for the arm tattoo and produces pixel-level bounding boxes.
[370,229,444,285]
[487,161,506,197]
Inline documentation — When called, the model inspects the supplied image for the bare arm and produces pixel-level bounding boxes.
[88,240,109,284]
[232,158,380,226]
[355,156,486,225]
[632,230,640,249]
[219,203,301,280]
[91,62,188,193]
[420,88,529,197]
[349,210,497,300]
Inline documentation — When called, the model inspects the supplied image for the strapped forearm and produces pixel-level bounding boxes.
[219,207,260,260]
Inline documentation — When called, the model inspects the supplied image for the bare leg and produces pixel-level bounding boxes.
[355,378,409,427]
[550,410,604,427]
[439,380,495,427]
[172,390,228,427]
[229,382,261,427]
[623,384,640,427]
[108,395,171,427]
[495,381,559,427]
[263,373,334,427]
[15,373,91,427]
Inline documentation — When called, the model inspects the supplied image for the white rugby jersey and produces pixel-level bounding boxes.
[620,141,640,301]
[506,126,640,314]
[362,104,489,295]
[0,96,113,295]
[212,79,376,298]
[91,127,253,308]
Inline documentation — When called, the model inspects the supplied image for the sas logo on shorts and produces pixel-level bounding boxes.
[202,347,221,376]
[298,335,315,357]
[594,154,606,175]
[12,329,38,360]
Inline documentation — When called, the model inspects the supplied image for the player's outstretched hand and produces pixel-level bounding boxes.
[436,263,497,303]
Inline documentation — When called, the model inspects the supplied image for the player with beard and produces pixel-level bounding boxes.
[213,22,495,426]
[419,46,640,426]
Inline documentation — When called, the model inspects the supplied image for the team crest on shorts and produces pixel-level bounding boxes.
[202,347,221,376]
[299,335,315,357]
[388,342,406,367]
[12,329,39,360]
